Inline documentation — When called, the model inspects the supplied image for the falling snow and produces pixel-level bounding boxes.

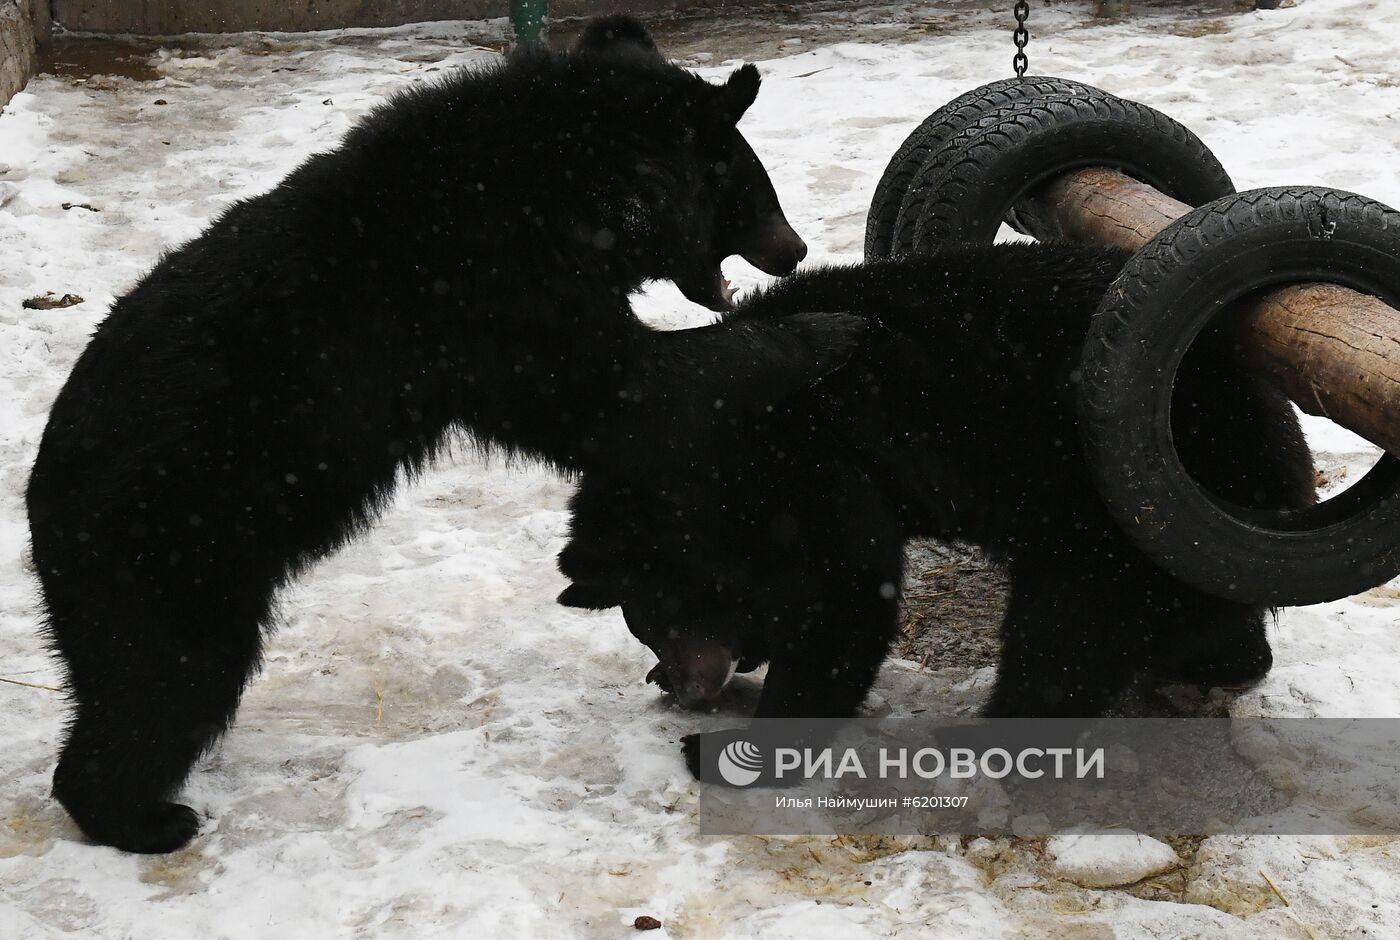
[3,1,1400,936]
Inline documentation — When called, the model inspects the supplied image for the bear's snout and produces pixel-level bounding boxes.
[740,216,808,276]
[661,638,738,708]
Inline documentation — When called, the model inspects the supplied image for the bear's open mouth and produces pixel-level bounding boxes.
[675,259,738,312]
[718,275,735,307]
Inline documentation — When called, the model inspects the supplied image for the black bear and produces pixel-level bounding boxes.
[26,16,862,853]
[558,242,1315,774]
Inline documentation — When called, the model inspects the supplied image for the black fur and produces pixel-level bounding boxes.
[559,243,1316,773]
[26,17,860,853]
[575,13,661,57]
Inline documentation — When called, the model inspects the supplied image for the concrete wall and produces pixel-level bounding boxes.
[1,1,41,110]
[51,1,771,35]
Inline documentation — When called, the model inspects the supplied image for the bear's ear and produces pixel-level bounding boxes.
[558,582,623,610]
[719,64,762,124]
[575,14,661,59]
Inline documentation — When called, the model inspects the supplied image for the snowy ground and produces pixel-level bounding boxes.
[3,0,1400,936]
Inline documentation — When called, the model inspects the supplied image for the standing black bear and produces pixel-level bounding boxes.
[27,16,862,853]
[559,242,1315,773]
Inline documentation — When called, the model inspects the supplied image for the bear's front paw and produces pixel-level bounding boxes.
[681,732,797,788]
[81,801,202,855]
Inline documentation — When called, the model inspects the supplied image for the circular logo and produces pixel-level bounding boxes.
[717,740,763,787]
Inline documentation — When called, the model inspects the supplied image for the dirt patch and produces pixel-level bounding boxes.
[39,36,165,82]
[1166,17,1234,38]
[897,540,1007,672]
[21,292,84,310]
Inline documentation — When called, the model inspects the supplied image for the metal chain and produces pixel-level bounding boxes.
[1013,1,1031,78]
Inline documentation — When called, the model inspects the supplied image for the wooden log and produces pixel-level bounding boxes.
[1234,285,1400,460]
[1013,167,1400,458]
[1010,167,1191,252]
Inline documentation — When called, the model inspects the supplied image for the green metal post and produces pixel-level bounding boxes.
[511,0,548,48]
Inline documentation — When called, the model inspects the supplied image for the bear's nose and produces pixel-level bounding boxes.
[768,224,807,272]
[677,679,711,707]
[790,234,809,264]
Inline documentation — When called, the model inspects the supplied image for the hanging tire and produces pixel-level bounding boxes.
[1080,186,1400,606]
[896,88,1235,253]
[864,76,1106,259]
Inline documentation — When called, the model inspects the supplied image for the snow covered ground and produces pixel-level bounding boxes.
[3,0,1400,936]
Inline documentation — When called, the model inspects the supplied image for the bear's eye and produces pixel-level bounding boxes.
[713,160,729,176]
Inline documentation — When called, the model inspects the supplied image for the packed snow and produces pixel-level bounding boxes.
[3,0,1400,936]
[1048,832,1179,889]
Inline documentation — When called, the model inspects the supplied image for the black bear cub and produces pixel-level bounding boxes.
[27,16,861,853]
[559,242,1316,774]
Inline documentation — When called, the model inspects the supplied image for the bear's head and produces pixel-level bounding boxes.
[557,470,754,706]
[572,16,808,311]
[561,579,747,708]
